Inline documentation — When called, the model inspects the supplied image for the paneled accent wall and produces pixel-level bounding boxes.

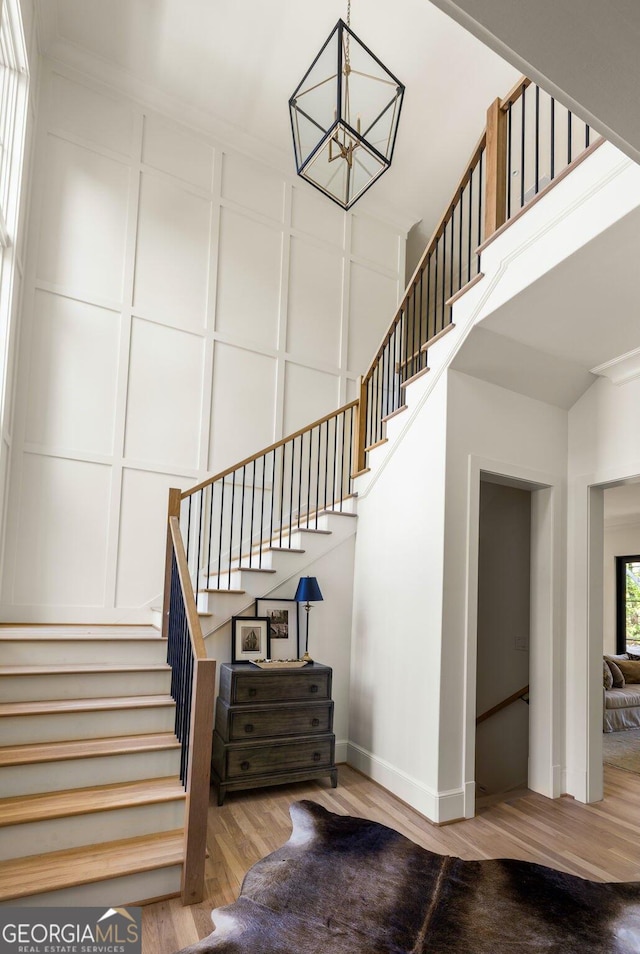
[2,61,406,621]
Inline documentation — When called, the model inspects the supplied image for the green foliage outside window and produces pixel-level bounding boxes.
[625,561,640,650]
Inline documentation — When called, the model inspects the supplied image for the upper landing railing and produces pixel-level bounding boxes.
[161,78,600,904]
[355,77,600,472]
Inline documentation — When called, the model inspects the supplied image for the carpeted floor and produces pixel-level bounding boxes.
[603,726,640,774]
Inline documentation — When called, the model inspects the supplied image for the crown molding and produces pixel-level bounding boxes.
[591,346,640,387]
[43,36,418,236]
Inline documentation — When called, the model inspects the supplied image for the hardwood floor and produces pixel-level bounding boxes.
[142,763,640,953]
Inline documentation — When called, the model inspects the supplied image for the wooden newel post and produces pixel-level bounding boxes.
[354,376,368,476]
[484,97,508,238]
[181,656,216,905]
[161,488,182,640]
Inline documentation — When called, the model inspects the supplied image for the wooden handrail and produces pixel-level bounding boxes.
[476,685,529,725]
[169,517,207,658]
[168,516,215,905]
[500,75,531,111]
[182,399,359,499]
[362,128,487,386]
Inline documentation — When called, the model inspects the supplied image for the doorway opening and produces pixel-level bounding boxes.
[475,478,532,807]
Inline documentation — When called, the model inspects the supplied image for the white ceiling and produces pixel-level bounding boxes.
[429,0,640,167]
[604,483,640,523]
[39,0,520,238]
[452,204,640,409]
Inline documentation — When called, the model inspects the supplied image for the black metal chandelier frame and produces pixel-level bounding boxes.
[289,18,405,210]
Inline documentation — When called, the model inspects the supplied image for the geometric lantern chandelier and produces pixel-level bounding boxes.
[289,4,405,210]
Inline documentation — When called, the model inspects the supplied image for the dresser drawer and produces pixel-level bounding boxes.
[216,699,333,741]
[214,734,334,780]
[231,670,331,704]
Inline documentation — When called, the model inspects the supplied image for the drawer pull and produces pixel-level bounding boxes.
[240,761,250,771]
[310,684,319,694]
[311,718,320,727]
[248,688,257,698]
[313,752,321,762]
[244,724,254,733]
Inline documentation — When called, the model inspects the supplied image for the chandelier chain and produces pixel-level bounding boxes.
[345,0,351,69]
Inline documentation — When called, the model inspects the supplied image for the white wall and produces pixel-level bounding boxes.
[2,59,407,622]
[348,375,449,819]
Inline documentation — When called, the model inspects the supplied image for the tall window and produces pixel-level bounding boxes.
[0,0,28,556]
[616,555,640,654]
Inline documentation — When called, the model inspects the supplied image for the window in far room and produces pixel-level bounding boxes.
[616,555,640,654]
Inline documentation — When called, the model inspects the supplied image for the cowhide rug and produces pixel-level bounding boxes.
[177,800,640,953]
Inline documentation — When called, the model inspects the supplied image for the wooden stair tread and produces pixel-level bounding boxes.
[0,733,181,767]
[0,777,185,827]
[0,663,170,675]
[0,829,184,901]
[200,587,246,595]
[0,694,175,717]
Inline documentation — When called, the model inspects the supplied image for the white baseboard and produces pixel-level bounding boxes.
[346,742,464,824]
[335,739,349,764]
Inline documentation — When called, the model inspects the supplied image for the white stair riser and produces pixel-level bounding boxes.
[0,747,182,797]
[3,865,183,908]
[0,640,168,666]
[0,669,172,702]
[0,800,185,862]
[2,706,175,744]
[198,512,357,623]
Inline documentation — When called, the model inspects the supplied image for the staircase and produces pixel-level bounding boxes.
[0,74,601,904]
[0,625,185,906]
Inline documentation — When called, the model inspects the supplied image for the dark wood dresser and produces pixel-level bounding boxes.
[211,662,338,805]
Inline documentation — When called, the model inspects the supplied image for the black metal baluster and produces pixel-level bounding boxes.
[217,478,224,589]
[206,483,214,590]
[520,88,526,208]
[586,123,590,148]
[346,407,353,498]
[186,496,192,579]
[315,423,321,527]
[259,455,266,568]
[467,172,473,282]
[269,450,276,547]
[477,152,483,272]
[195,489,203,596]
[323,419,329,511]
[249,458,256,568]
[332,412,338,508]
[449,204,455,305]
[441,227,446,334]
[568,109,572,164]
[306,430,312,528]
[228,472,236,589]
[457,194,462,294]
[297,434,304,529]
[507,103,512,218]
[550,97,555,181]
[279,443,285,546]
[239,465,246,568]
[535,84,540,195]
[289,437,295,535]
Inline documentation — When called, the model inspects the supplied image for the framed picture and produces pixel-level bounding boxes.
[255,599,299,660]
[231,616,270,663]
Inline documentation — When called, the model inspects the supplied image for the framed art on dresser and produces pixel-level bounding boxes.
[254,598,300,659]
[231,616,270,663]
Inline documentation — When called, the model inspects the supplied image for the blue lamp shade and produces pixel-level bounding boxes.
[295,577,323,603]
